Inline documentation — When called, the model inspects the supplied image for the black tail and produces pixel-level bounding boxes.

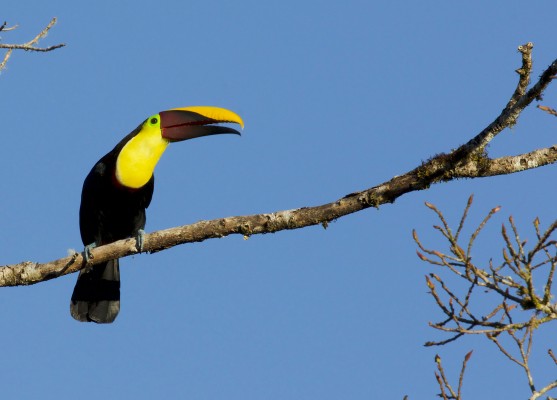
[70,259,120,323]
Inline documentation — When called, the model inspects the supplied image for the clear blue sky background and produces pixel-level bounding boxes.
[2,1,557,399]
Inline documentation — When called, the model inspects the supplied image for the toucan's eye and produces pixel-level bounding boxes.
[150,117,158,125]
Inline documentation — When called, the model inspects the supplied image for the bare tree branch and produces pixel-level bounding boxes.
[538,105,557,117]
[531,381,557,400]
[433,352,472,400]
[1,42,557,287]
[0,18,65,72]
[416,196,557,399]
[0,21,18,32]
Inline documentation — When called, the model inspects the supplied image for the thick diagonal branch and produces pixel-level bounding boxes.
[1,43,557,287]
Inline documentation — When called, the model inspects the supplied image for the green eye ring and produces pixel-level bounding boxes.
[150,117,158,125]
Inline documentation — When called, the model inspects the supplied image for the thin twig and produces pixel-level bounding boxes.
[0,21,18,32]
[457,351,473,399]
[0,48,13,70]
[435,354,457,399]
[548,349,557,366]
[467,205,501,257]
[455,195,474,242]
[538,105,557,117]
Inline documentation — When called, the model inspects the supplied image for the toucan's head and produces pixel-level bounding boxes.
[115,106,243,189]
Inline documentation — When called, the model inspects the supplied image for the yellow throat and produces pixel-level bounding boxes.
[115,115,168,189]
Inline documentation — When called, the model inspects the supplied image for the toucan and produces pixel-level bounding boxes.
[70,106,243,323]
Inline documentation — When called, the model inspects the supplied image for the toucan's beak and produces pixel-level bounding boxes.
[160,106,244,142]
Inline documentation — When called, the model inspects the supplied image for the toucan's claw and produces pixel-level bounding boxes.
[136,229,145,253]
[83,242,97,264]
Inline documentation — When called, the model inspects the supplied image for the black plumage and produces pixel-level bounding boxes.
[70,125,154,323]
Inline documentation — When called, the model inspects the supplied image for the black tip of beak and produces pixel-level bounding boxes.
[160,110,242,142]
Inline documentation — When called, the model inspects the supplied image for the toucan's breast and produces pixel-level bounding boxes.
[115,123,168,189]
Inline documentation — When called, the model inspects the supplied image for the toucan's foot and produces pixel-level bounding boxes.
[83,242,97,264]
[136,229,145,253]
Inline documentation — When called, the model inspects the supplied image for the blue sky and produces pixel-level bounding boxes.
[2,1,557,399]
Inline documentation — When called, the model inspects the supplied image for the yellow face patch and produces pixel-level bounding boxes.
[115,115,169,189]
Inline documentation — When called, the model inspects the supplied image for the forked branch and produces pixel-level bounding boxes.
[0,18,65,72]
[433,352,472,400]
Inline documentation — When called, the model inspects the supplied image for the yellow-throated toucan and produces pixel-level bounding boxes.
[70,106,243,323]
